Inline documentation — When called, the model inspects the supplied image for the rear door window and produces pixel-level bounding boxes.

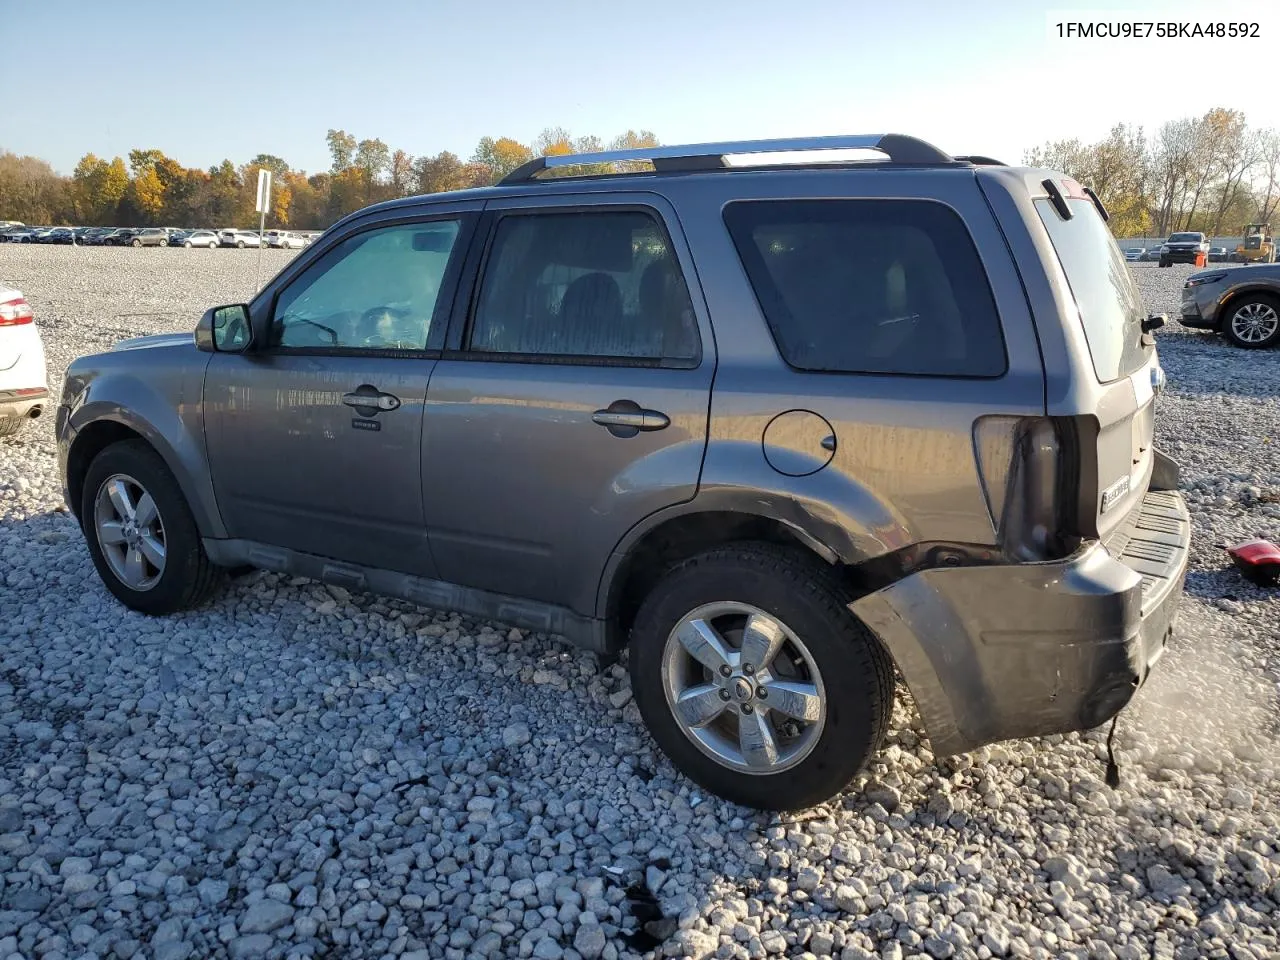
[723,199,1006,377]
[1035,198,1149,383]
[468,210,700,363]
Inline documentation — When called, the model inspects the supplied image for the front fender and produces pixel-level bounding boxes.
[63,362,224,538]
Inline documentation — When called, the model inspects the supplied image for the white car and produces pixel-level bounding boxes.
[0,284,48,438]
[263,230,306,249]
[219,229,264,249]
[182,230,220,249]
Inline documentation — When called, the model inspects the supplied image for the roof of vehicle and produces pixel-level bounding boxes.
[331,133,1036,232]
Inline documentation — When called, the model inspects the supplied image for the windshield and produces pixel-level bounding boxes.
[1169,233,1201,242]
[1035,197,1150,383]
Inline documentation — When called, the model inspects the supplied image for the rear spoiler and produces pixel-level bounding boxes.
[1042,177,1110,224]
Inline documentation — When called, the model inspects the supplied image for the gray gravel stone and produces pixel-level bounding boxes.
[1,249,1278,960]
[238,900,293,934]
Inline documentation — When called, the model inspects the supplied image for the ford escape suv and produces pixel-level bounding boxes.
[57,134,1188,811]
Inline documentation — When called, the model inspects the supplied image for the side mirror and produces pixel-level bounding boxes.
[196,304,252,353]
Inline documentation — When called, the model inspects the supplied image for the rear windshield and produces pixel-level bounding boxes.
[1035,198,1149,383]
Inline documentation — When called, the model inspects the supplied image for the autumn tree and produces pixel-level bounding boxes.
[1254,130,1280,225]
[471,136,532,182]
[413,151,486,194]
[0,151,70,223]
[389,149,414,196]
[127,166,165,223]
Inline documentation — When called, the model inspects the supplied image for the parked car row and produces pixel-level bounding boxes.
[0,223,320,248]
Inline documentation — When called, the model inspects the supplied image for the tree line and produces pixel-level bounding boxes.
[10,111,1272,239]
[1025,107,1280,238]
[0,128,659,230]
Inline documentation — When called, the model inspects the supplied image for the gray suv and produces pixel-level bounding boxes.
[56,134,1189,810]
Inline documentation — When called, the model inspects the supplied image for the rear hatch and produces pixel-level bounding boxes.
[1033,181,1157,543]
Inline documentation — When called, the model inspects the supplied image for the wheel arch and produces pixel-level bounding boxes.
[1217,283,1280,329]
[65,400,225,538]
[597,500,878,647]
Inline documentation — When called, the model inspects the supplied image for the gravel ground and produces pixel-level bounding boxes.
[1,246,1278,960]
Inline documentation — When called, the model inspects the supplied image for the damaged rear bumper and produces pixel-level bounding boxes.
[851,488,1190,757]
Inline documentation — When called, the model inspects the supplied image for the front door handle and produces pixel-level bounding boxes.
[592,401,670,438]
[342,385,401,412]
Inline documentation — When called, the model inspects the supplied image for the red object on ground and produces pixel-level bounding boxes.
[1194,251,1207,267]
[1227,539,1280,585]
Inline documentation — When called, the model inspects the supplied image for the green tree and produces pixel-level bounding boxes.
[326,129,357,172]
[354,138,390,201]
[128,148,165,176]
[249,153,291,179]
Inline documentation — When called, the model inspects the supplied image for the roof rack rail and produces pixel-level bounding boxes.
[954,155,1006,166]
[499,133,955,185]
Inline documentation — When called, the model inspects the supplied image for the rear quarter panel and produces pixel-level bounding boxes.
[651,169,1047,562]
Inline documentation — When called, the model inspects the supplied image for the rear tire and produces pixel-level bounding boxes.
[0,418,24,438]
[1223,293,1280,349]
[81,440,225,614]
[629,542,894,811]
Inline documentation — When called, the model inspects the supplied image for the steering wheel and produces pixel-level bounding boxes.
[359,306,418,350]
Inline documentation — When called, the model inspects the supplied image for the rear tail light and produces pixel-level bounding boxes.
[0,297,33,326]
[1227,539,1280,585]
[973,415,1094,560]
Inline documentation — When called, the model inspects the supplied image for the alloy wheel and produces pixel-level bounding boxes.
[661,601,826,774]
[93,473,166,590]
[1231,301,1280,343]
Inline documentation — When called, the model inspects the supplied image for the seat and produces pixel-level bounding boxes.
[638,259,689,358]
[558,272,624,355]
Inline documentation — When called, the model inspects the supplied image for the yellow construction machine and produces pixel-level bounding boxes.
[1236,223,1276,263]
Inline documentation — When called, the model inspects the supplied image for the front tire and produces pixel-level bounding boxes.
[1159,259,1169,267]
[131,239,142,247]
[629,542,894,810]
[236,240,245,248]
[81,440,224,614]
[1223,294,1280,349]
[184,241,193,247]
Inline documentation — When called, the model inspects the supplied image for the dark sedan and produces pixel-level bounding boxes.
[1181,263,1280,348]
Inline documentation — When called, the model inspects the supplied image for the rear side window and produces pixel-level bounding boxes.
[723,199,1006,377]
[1034,198,1148,383]
[469,210,699,363]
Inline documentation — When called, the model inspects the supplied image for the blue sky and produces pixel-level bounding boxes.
[3,0,1278,175]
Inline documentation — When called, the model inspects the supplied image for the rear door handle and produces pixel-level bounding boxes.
[592,401,670,437]
[592,409,669,430]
